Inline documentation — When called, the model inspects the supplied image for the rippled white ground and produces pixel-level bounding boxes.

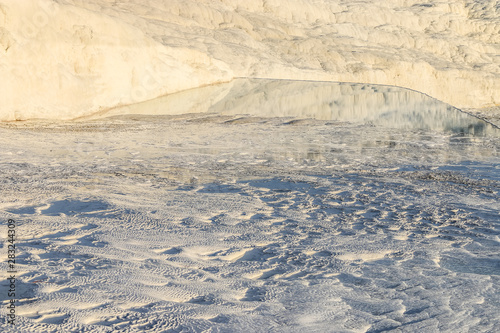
[0,112,499,332]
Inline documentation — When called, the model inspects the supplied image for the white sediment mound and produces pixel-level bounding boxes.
[1,0,499,120]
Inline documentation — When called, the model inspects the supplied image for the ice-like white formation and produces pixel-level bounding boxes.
[1,0,499,120]
[0,0,232,120]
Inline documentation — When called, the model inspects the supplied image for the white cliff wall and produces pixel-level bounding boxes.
[1,0,498,120]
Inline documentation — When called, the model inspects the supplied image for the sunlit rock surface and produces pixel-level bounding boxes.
[1,0,499,120]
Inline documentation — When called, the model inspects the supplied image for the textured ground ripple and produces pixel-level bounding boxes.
[0,114,499,332]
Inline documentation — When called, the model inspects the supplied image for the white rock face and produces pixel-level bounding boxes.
[1,0,499,120]
[0,0,232,120]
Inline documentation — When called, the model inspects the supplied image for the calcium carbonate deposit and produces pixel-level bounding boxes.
[0,1,499,333]
[0,78,499,332]
[0,0,499,120]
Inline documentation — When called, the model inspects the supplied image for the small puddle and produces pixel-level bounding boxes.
[95,79,498,137]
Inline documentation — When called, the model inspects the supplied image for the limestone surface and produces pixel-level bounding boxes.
[1,0,499,120]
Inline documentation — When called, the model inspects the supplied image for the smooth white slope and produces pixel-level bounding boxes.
[0,0,232,120]
[1,0,499,120]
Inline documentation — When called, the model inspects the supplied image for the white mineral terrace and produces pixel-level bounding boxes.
[1,0,499,120]
[0,2,499,332]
